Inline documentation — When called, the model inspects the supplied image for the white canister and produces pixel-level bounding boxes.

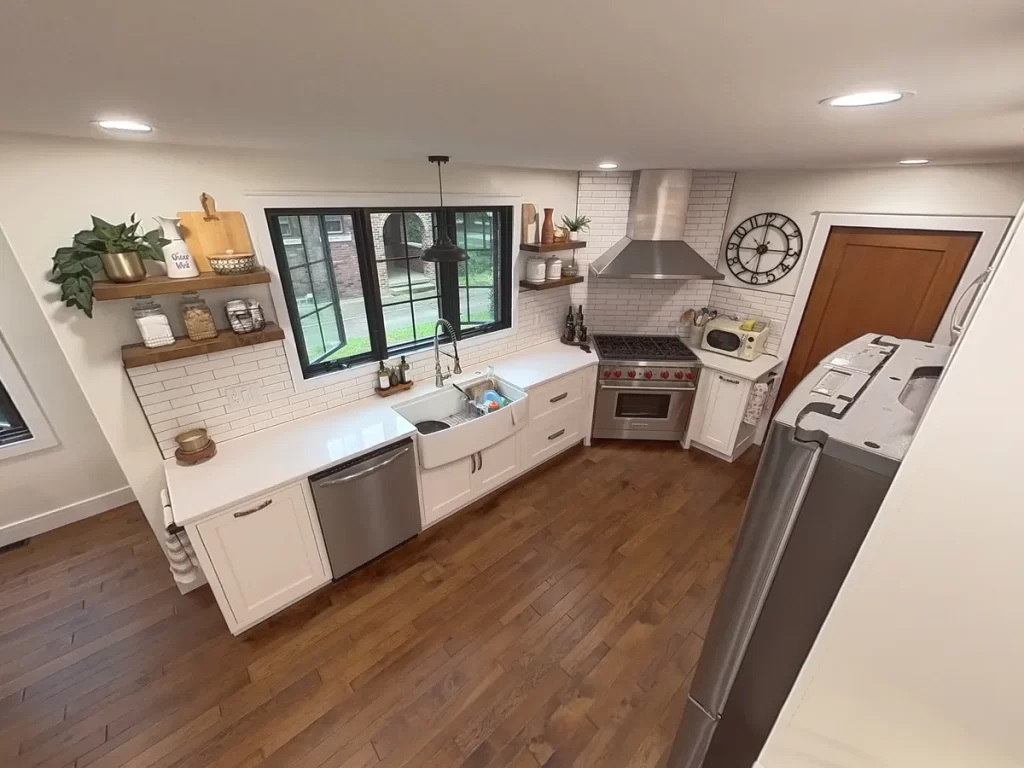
[525,254,547,283]
[154,216,199,279]
[545,256,563,280]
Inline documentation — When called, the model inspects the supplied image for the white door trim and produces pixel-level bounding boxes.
[778,212,1010,361]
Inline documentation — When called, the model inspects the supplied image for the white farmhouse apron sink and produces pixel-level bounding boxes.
[394,377,528,469]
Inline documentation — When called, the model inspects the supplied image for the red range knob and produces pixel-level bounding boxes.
[644,371,653,379]
[628,370,636,378]
[675,371,684,379]
[661,371,669,379]
[604,370,612,378]
[686,372,696,381]
[614,370,622,378]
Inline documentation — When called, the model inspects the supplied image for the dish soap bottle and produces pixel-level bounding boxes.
[377,361,391,391]
[399,355,410,384]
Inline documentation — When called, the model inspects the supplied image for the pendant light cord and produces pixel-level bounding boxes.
[436,160,444,209]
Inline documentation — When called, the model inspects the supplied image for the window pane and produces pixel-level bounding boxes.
[0,379,32,448]
[269,211,369,371]
[382,303,414,349]
[467,250,494,286]
[411,299,441,342]
[466,288,496,326]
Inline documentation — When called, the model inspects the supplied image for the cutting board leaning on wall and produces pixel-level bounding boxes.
[178,193,255,272]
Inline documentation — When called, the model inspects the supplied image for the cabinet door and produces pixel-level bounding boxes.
[696,372,749,453]
[420,456,475,527]
[196,483,329,630]
[474,435,519,495]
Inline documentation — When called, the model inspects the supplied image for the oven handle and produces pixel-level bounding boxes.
[599,384,695,393]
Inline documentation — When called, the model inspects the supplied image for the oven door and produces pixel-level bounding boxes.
[593,381,696,440]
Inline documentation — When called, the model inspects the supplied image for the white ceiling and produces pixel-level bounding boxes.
[3,0,1023,170]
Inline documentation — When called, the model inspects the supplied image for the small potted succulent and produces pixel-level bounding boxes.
[50,215,168,317]
[561,214,592,242]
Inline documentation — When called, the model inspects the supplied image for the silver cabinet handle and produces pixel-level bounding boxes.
[234,499,272,518]
[548,429,565,441]
[721,377,741,385]
[550,392,568,403]
[477,451,483,471]
[470,452,477,474]
[317,447,410,487]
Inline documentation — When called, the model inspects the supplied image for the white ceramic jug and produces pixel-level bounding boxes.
[155,216,199,279]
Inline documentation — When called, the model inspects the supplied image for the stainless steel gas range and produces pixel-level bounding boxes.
[591,334,702,441]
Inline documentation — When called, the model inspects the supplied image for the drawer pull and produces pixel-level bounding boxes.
[721,377,741,385]
[234,499,272,518]
[548,429,565,441]
[550,392,569,403]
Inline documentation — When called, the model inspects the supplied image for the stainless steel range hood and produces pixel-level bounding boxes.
[589,170,725,280]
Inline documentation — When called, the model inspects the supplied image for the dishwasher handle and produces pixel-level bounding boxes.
[315,447,411,487]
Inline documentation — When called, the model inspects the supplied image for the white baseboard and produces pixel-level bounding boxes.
[0,486,136,547]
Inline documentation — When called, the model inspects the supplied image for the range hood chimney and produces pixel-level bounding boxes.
[588,170,724,280]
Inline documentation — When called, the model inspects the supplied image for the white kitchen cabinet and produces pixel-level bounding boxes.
[688,367,778,462]
[420,434,520,527]
[420,455,475,527]
[190,481,330,634]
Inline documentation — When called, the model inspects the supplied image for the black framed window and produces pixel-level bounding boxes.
[266,205,512,380]
[0,378,32,448]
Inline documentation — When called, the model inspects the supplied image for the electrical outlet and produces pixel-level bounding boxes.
[225,383,263,412]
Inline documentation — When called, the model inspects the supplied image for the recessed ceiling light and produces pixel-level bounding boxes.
[95,119,153,133]
[598,162,618,170]
[822,91,906,107]
[898,158,930,165]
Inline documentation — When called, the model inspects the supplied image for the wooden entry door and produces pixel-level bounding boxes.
[779,227,979,402]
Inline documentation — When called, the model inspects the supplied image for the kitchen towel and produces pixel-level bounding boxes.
[161,489,201,586]
[744,378,776,426]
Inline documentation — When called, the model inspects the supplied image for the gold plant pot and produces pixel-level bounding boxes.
[100,251,146,283]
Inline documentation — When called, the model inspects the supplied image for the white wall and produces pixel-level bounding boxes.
[0,132,578,537]
[758,219,1024,766]
[0,227,129,545]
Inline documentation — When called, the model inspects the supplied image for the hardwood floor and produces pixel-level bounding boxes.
[0,440,758,768]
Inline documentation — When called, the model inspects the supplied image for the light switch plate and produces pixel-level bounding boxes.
[225,383,264,412]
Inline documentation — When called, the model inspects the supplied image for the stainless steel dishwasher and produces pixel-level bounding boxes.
[309,437,421,580]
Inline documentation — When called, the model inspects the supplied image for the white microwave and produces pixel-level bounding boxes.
[701,318,769,360]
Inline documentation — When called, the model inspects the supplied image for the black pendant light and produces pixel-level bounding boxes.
[422,155,468,263]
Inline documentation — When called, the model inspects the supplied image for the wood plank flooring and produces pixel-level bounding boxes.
[0,440,758,768]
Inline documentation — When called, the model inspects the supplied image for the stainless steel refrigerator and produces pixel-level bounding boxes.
[668,334,950,768]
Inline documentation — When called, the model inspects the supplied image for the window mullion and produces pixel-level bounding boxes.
[355,210,388,360]
[437,208,462,338]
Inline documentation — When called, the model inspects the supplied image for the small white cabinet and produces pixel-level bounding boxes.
[190,481,330,633]
[420,434,520,527]
[689,365,780,462]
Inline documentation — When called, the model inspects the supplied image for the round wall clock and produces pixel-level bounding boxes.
[724,212,803,285]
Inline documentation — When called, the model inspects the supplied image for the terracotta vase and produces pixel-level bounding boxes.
[541,208,555,244]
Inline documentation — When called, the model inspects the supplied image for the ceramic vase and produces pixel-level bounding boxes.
[154,216,199,279]
[541,208,555,245]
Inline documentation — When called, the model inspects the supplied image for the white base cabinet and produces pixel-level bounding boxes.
[420,434,520,527]
[187,481,330,634]
[688,367,777,462]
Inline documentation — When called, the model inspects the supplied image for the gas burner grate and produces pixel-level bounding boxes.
[592,334,700,363]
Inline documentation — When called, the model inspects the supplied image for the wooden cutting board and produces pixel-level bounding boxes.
[177,193,254,272]
[521,203,537,245]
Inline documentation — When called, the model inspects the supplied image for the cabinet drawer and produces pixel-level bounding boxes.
[527,402,582,466]
[529,371,585,421]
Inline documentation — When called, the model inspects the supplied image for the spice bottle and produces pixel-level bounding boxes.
[133,297,175,349]
[181,292,218,342]
[377,361,391,391]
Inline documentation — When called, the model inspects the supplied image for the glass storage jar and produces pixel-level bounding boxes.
[180,292,218,342]
[132,297,175,348]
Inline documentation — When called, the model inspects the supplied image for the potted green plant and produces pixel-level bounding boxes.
[50,215,169,317]
[561,214,591,242]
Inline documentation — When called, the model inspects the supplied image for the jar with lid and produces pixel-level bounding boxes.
[545,255,562,280]
[133,297,175,349]
[525,254,546,284]
[180,292,218,342]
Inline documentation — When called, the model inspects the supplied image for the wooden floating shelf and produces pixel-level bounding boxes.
[122,323,286,369]
[94,268,272,301]
[519,241,587,253]
[519,276,585,291]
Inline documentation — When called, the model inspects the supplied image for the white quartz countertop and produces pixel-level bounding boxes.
[165,339,598,526]
[691,348,786,380]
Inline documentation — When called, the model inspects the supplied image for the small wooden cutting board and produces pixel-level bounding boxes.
[178,193,254,272]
